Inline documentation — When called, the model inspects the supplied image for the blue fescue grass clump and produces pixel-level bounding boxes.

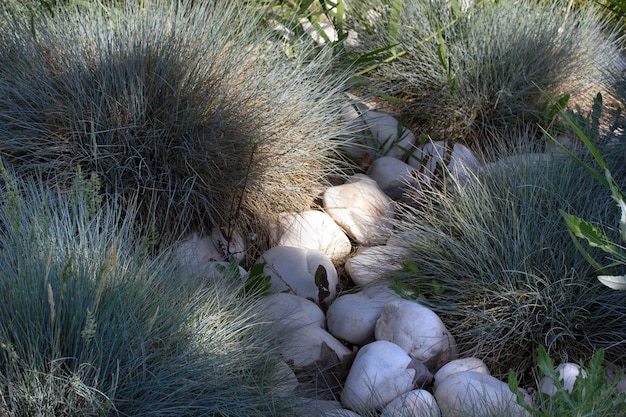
[390,146,626,384]
[0,0,351,254]
[348,0,625,147]
[0,170,294,416]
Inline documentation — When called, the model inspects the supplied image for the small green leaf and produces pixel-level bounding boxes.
[450,0,461,18]
[547,93,570,121]
[437,32,448,72]
[431,279,443,296]
[353,44,400,65]
[404,261,419,274]
[240,261,272,297]
[560,211,625,257]
[388,0,403,56]
[536,346,558,383]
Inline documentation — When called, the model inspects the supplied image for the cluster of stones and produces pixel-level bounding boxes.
[174,96,614,416]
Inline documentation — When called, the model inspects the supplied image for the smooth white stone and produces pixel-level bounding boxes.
[362,111,416,159]
[367,156,420,199]
[209,226,246,262]
[256,246,338,306]
[274,360,299,395]
[323,175,396,245]
[176,228,246,275]
[342,340,417,412]
[272,210,352,260]
[433,357,490,391]
[408,141,481,185]
[435,371,530,417]
[175,233,224,275]
[340,100,375,159]
[322,410,362,417]
[539,362,585,395]
[297,400,343,417]
[381,389,440,417]
[345,245,407,286]
[258,292,326,331]
[281,325,352,368]
[327,285,402,345]
[375,299,457,372]
[300,18,338,45]
[340,107,415,159]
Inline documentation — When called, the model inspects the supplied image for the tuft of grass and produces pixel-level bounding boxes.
[0,170,295,416]
[389,146,626,385]
[348,0,625,148]
[0,0,352,257]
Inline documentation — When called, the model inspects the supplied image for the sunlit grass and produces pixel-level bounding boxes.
[0,171,294,416]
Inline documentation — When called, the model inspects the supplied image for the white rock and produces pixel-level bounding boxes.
[272,210,352,260]
[281,325,352,368]
[297,400,343,417]
[326,285,401,345]
[175,233,224,274]
[256,246,338,306]
[274,360,299,395]
[300,18,338,45]
[345,245,407,286]
[381,389,440,417]
[258,292,326,331]
[326,293,386,346]
[408,141,481,185]
[539,362,585,395]
[342,340,418,412]
[176,228,246,275]
[322,410,362,417]
[367,156,420,199]
[363,111,416,159]
[324,174,395,246]
[433,357,490,391]
[326,292,377,345]
[360,283,405,300]
[435,371,530,417]
[209,226,246,262]
[375,299,457,372]
[341,107,415,159]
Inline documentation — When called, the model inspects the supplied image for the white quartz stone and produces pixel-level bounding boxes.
[435,371,530,417]
[258,292,326,331]
[367,156,420,199]
[342,340,417,412]
[323,174,396,246]
[375,299,457,372]
[433,357,490,391]
[345,245,407,286]
[272,210,352,260]
[256,246,338,306]
[381,389,440,417]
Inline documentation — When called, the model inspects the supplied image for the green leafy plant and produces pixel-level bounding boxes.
[509,346,626,417]
[215,257,273,298]
[546,93,626,290]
